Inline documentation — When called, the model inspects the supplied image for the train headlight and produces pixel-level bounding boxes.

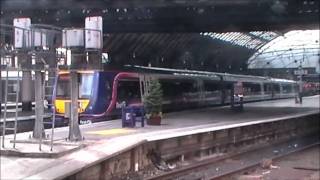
[78,99,90,113]
[54,99,89,113]
[54,99,67,114]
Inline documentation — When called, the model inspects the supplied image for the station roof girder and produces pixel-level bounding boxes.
[1,0,319,32]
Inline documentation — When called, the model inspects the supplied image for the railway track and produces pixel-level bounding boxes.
[146,136,319,180]
[211,142,319,180]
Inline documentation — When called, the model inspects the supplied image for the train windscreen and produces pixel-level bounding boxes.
[56,73,94,99]
[56,74,70,98]
[79,73,94,99]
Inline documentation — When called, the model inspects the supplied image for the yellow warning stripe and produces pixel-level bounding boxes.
[86,128,136,135]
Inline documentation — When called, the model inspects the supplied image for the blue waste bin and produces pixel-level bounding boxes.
[122,106,145,128]
[134,106,145,127]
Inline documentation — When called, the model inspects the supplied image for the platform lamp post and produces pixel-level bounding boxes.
[297,60,304,104]
[294,46,307,104]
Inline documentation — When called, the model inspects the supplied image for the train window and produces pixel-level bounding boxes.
[79,73,94,99]
[263,83,272,94]
[243,82,261,94]
[56,73,94,99]
[160,79,197,98]
[204,81,220,92]
[161,81,177,97]
[180,80,197,93]
[117,80,141,103]
[282,84,292,93]
[56,74,70,98]
[225,83,233,90]
[204,81,220,97]
[273,84,280,93]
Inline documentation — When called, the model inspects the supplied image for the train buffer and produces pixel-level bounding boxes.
[121,105,145,128]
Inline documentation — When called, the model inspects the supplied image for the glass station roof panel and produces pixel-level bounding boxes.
[201,31,280,50]
[249,31,279,41]
[250,31,264,36]
[248,30,320,73]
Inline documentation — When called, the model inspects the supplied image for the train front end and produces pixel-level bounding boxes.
[54,71,96,124]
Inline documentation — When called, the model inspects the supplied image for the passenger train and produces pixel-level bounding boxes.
[53,66,298,123]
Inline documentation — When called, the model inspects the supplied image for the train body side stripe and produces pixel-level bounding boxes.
[89,72,139,118]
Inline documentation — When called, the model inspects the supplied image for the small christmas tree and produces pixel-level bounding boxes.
[144,79,163,124]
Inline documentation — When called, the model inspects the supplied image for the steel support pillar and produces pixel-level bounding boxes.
[33,71,44,138]
[0,70,2,116]
[21,71,32,111]
[68,71,82,141]
[87,51,102,69]
[299,75,303,104]
[19,53,33,111]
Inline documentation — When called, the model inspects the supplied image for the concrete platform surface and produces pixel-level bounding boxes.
[1,95,319,179]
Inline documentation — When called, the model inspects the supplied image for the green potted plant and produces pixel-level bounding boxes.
[144,79,163,125]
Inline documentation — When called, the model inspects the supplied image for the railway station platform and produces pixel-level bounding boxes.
[1,95,319,179]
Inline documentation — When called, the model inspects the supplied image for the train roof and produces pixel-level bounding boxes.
[125,65,297,84]
[127,65,271,83]
[270,78,296,84]
[126,65,221,81]
[128,65,219,76]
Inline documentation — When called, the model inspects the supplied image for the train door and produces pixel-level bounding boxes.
[203,80,222,106]
[281,83,294,98]
[221,82,226,104]
[222,82,233,104]
[279,83,284,97]
[197,79,206,107]
[260,82,266,99]
[263,83,273,100]
[179,79,199,109]
[272,83,281,98]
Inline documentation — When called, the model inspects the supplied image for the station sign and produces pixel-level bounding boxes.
[13,18,31,48]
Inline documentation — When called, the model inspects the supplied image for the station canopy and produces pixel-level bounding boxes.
[247,30,320,73]
[103,31,282,73]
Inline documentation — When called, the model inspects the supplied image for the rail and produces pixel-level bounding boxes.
[146,138,319,180]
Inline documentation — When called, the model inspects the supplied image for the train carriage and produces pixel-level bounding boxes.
[53,66,298,123]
